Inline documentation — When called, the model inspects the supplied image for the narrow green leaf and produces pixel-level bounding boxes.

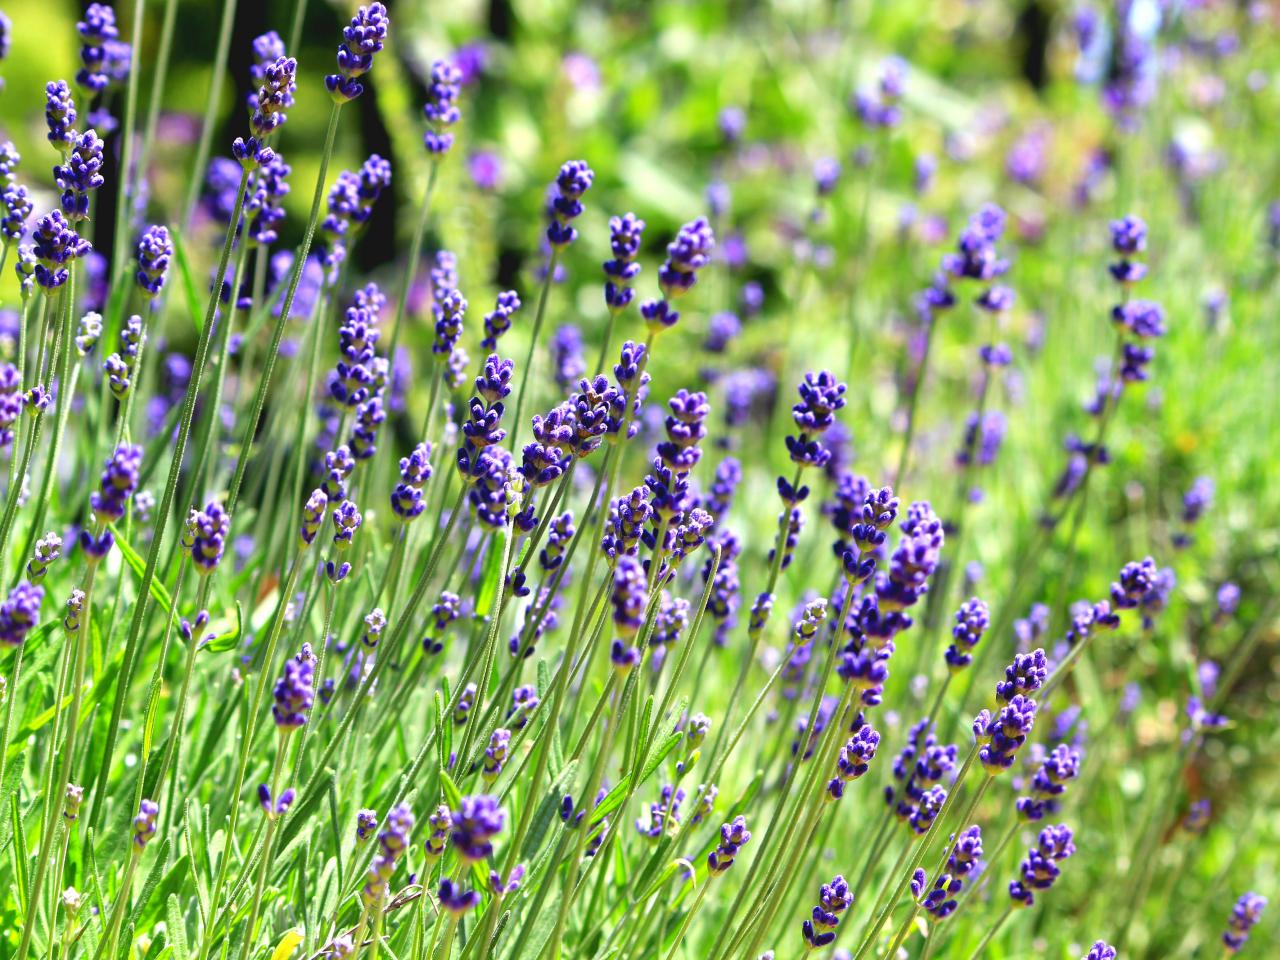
[475,528,507,617]
[588,776,632,826]
[168,225,207,333]
[166,893,190,960]
[440,768,463,810]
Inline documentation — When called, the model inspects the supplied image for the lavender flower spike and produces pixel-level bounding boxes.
[326,3,390,103]
[1223,892,1266,954]
[423,60,463,154]
[0,582,44,647]
[707,816,751,874]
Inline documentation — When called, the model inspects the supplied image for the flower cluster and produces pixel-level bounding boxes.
[546,160,594,248]
[1009,824,1075,906]
[1223,891,1267,954]
[451,794,504,862]
[604,212,645,311]
[945,597,990,671]
[0,582,43,648]
[827,724,881,800]
[1016,744,1082,821]
[921,825,984,919]
[885,718,957,830]
[135,225,172,297]
[272,649,315,730]
[391,441,433,522]
[104,314,147,398]
[707,816,751,875]
[88,443,142,530]
[132,799,159,849]
[184,501,230,574]
[422,60,463,154]
[974,694,1038,774]
[325,3,390,103]
[32,209,92,289]
[361,803,413,907]
[801,874,853,949]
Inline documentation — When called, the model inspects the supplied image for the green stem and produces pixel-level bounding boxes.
[100,851,142,960]
[385,160,441,367]
[964,904,1012,960]
[236,737,289,960]
[226,102,344,517]
[15,522,101,960]
[507,250,558,451]
[182,0,239,229]
[108,0,146,293]
[87,169,252,831]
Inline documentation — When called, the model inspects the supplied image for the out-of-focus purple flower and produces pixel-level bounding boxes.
[705,311,741,354]
[853,57,907,128]
[0,581,43,648]
[1222,892,1266,953]
[451,794,504,862]
[1006,126,1049,186]
[132,799,158,849]
[468,150,503,191]
[361,803,413,907]
[718,106,746,143]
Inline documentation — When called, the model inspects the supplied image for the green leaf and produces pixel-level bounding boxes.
[440,768,463,810]
[588,776,631,826]
[475,528,507,617]
[638,732,684,786]
[129,841,178,932]
[166,893,190,960]
[201,601,244,654]
[111,524,174,617]
[168,225,207,333]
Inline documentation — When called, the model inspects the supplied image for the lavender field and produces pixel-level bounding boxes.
[0,1,1276,958]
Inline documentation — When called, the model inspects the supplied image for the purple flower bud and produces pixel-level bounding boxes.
[326,3,389,102]
[1223,892,1267,953]
[707,815,751,874]
[132,799,158,849]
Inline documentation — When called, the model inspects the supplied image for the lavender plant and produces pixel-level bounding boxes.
[0,5,1274,960]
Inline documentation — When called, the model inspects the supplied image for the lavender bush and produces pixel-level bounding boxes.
[0,2,1275,959]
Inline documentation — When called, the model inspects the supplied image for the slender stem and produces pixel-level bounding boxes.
[385,160,441,366]
[100,852,142,960]
[86,168,252,830]
[964,904,1012,960]
[15,520,100,960]
[135,0,180,219]
[182,0,239,229]
[507,251,558,451]
[194,550,305,960]
[109,0,146,291]
[237,738,289,960]
[662,883,711,960]
[226,102,344,517]
[893,313,936,489]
